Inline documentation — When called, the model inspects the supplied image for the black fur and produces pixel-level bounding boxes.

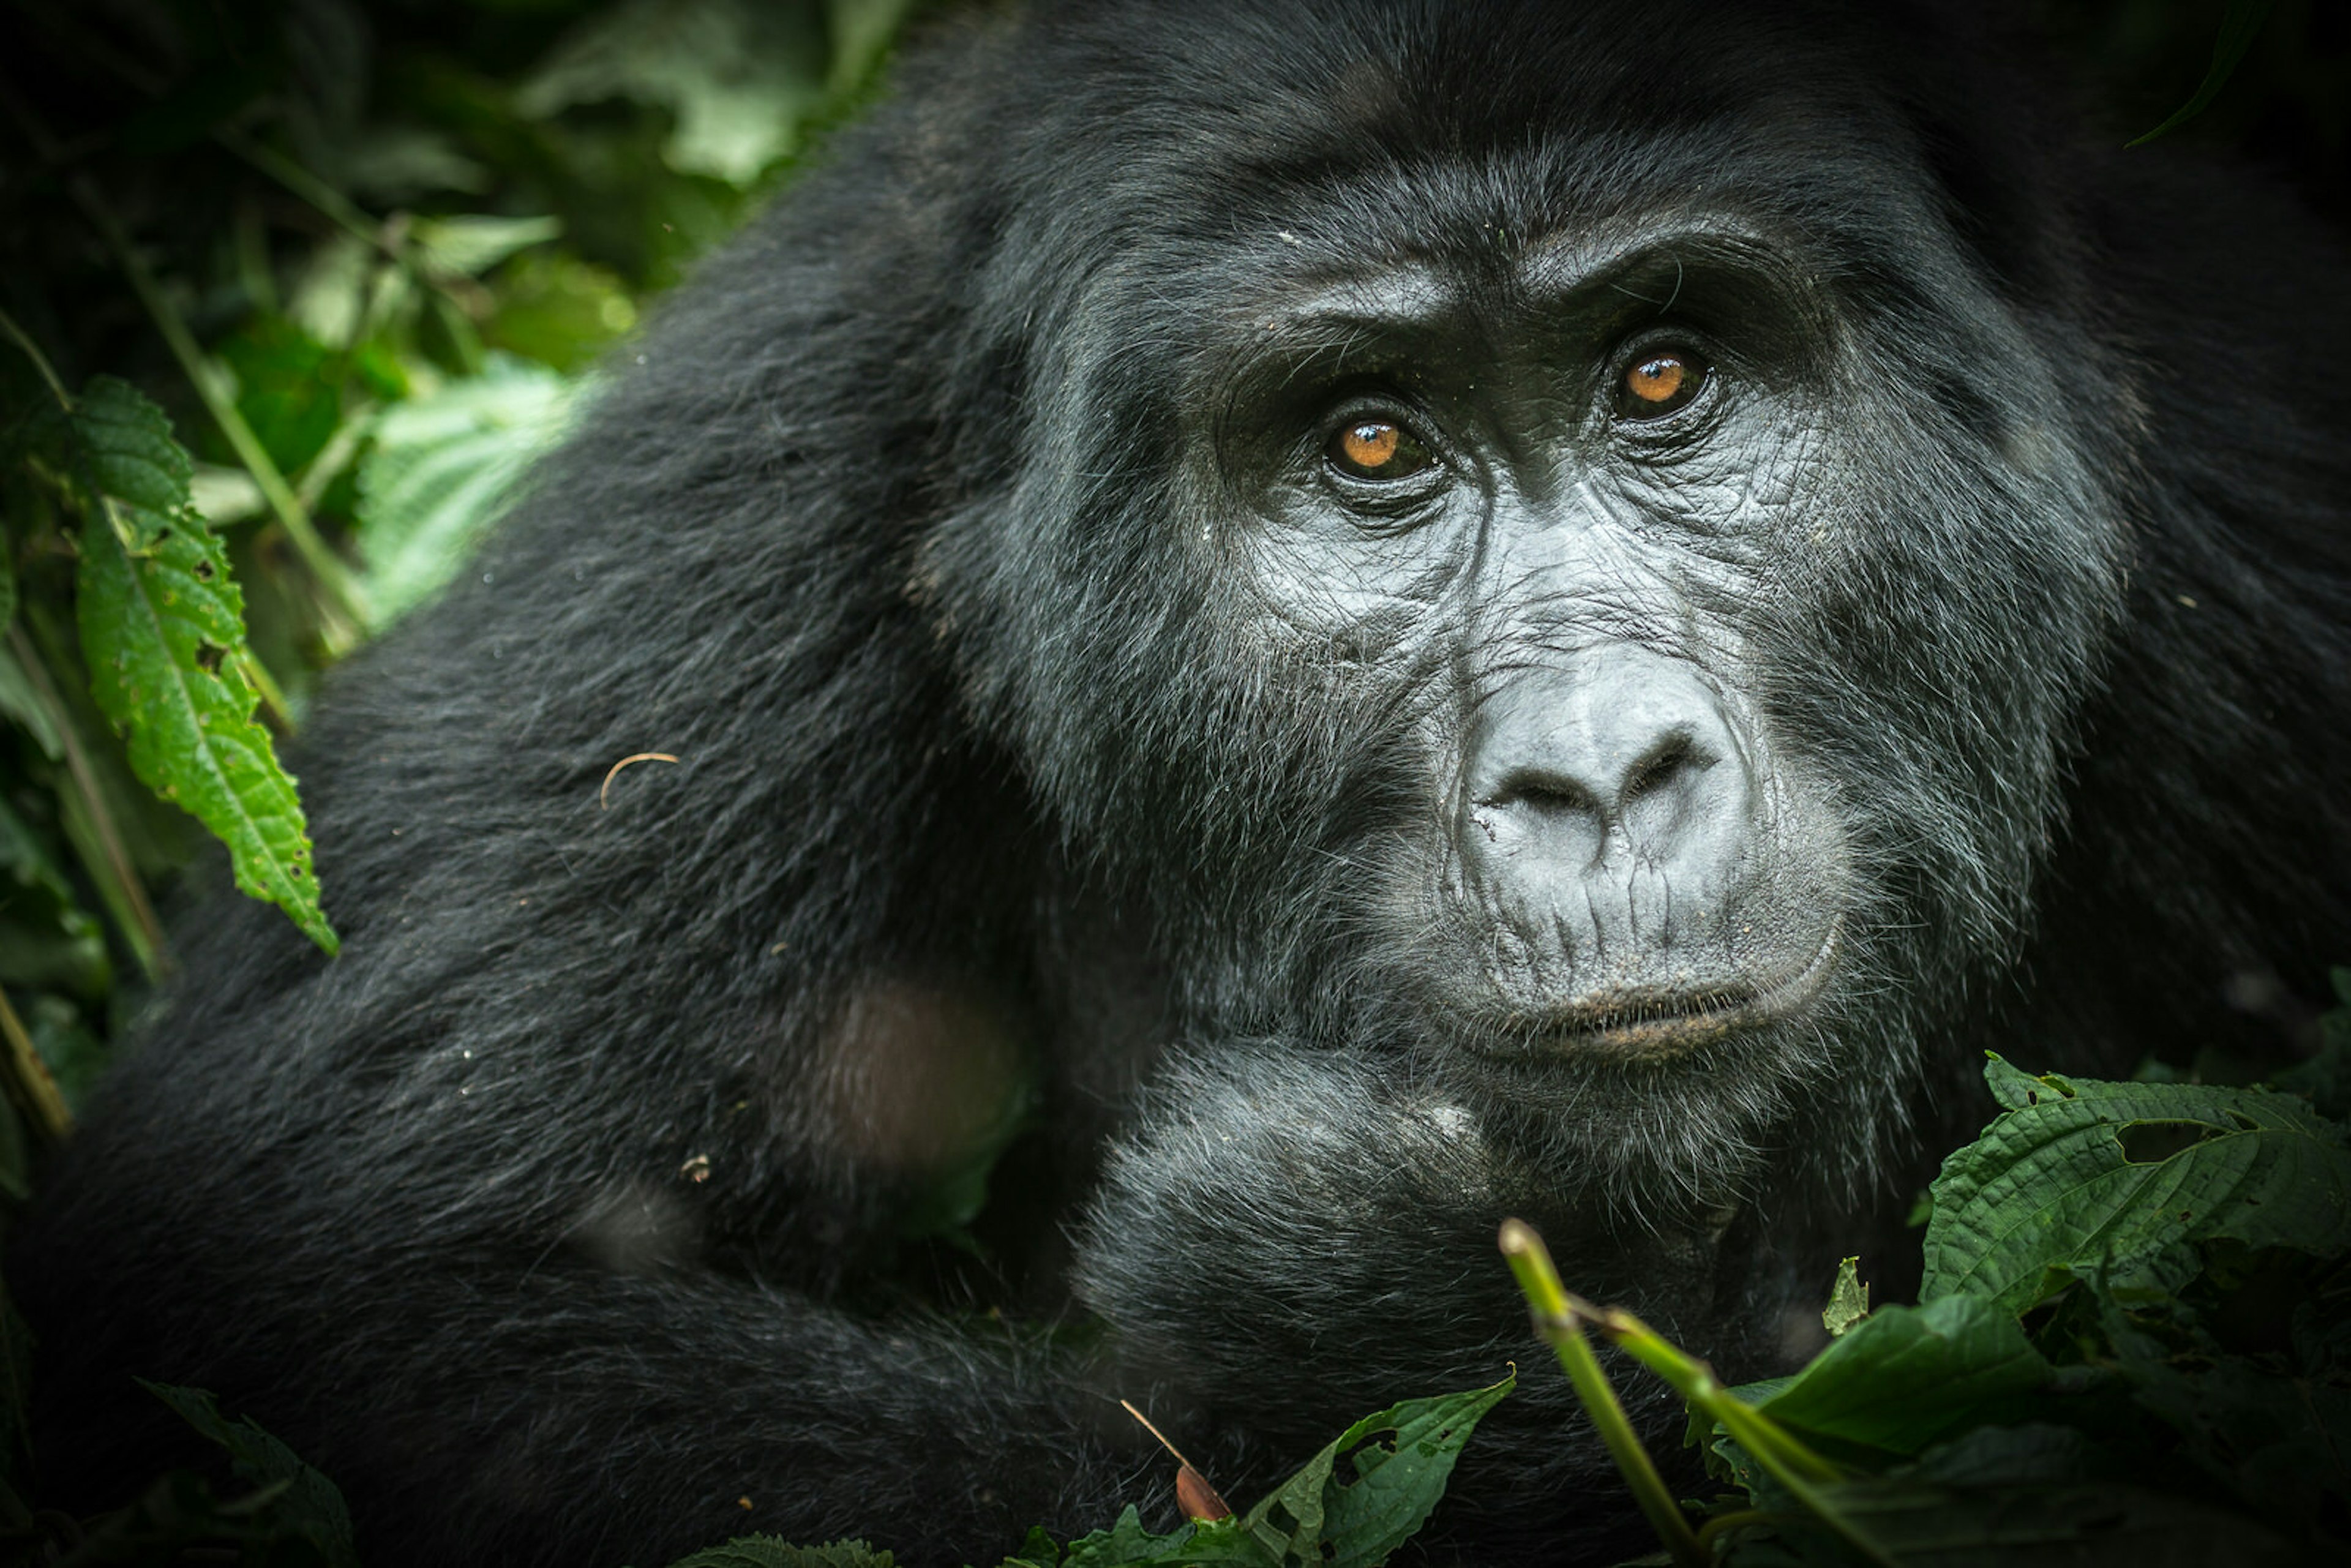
[18,2,2351,1564]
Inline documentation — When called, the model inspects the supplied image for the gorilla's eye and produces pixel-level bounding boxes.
[1614,348,1710,420]
[1326,419,1433,481]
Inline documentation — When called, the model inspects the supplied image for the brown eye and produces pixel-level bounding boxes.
[1326,419,1431,481]
[1614,347,1709,419]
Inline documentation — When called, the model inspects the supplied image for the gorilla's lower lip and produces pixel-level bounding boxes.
[1523,923,1842,1057]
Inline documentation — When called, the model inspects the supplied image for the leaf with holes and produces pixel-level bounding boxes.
[1921,1056,2351,1315]
[1242,1374,1513,1568]
[70,378,336,954]
[69,375,193,546]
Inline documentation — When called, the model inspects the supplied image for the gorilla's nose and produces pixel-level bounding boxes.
[1461,648,1755,944]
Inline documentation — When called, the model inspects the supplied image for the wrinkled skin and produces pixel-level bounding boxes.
[18,2,2351,1565]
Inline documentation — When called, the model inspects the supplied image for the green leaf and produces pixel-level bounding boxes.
[340,125,493,203]
[1052,1506,1183,1566]
[2274,976,2351,1119]
[1000,1524,1064,1567]
[188,461,268,528]
[651,1539,896,1568]
[2097,1288,2351,1534]
[143,1381,359,1568]
[23,993,107,1110]
[992,1506,1268,1568]
[1753,1296,2047,1458]
[1982,1054,2063,1112]
[484,253,640,371]
[70,380,336,953]
[1922,1058,2351,1315]
[69,375,194,542]
[354,356,579,623]
[411,214,564,279]
[1905,1423,2101,1489]
[1243,1375,1514,1568]
[1822,1256,1870,1338]
[288,236,375,353]
[1069,1512,1271,1567]
[2129,0,2275,147]
[214,319,343,477]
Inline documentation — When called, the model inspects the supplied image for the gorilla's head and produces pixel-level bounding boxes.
[924,0,2125,1201]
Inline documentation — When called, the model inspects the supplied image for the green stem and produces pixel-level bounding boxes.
[238,651,295,732]
[4,623,165,977]
[0,308,71,402]
[1695,1509,1779,1550]
[1570,1298,1891,1567]
[65,177,371,644]
[1499,1220,1708,1568]
[1573,1300,1842,1487]
[0,985,72,1141]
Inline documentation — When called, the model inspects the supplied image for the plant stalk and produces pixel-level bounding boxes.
[1569,1297,1891,1566]
[0,986,72,1142]
[65,177,372,645]
[6,623,165,976]
[1499,1219,1708,1568]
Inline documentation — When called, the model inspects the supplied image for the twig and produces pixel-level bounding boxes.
[600,752,680,808]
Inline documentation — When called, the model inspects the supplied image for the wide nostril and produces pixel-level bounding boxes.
[1618,732,1711,806]
[1481,770,1600,817]
[1479,733,1714,823]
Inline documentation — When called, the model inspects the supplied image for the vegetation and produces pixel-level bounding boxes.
[1507,1037,2351,1566]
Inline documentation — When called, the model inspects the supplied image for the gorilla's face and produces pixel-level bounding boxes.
[1205,218,1853,1071]
[935,6,2127,1185]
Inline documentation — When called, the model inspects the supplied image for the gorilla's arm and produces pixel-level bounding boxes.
[1071,1045,1734,1562]
[26,940,1148,1567]
[31,1006,1663,1566]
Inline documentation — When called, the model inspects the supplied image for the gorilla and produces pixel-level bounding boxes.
[18,0,2351,1563]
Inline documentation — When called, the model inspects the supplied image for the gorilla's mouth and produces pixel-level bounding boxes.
[1528,923,1842,1058]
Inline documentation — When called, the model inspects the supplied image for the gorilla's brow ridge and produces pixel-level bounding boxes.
[1247,211,1815,342]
